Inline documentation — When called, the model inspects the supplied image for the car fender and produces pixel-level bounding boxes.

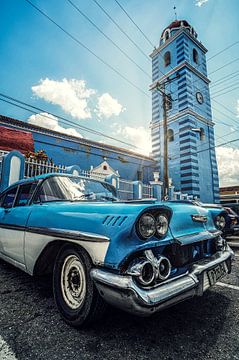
[24,227,110,275]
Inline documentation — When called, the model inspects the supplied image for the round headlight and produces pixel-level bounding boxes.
[156,214,169,237]
[215,215,226,230]
[137,213,156,239]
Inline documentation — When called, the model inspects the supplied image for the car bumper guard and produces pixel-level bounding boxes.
[91,246,234,316]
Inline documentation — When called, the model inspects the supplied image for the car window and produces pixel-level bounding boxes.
[15,182,38,207]
[2,187,18,209]
[33,176,117,203]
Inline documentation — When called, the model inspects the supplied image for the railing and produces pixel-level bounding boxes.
[80,169,107,181]
[142,184,153,198]
[0,149,199,201]
[118,179,134,200]
[24,158,151,201]
[25,157,66,178]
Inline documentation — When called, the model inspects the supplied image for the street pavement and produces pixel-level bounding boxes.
[0,251,238,360]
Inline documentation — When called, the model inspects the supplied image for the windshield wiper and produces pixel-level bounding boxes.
[99,195,118,202]
[72,193,95,201]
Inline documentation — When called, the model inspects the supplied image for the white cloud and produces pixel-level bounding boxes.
[195,0,208,7]
[32,78,124,121]
[114,125,152,156]
[96,93,124,118]
[32,78,95,120]
[28,112,83,138]
[216,146,239,186]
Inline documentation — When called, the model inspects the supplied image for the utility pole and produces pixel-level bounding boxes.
[162,81,169,199]
[150,74,179,199]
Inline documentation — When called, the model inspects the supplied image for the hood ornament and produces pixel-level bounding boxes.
[191,214,208,223]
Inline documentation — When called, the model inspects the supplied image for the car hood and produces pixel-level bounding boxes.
[28,200,224,270]
[29,200,221,240]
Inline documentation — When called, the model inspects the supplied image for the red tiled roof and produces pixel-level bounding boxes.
[161,20,191,37]
[0,126,34,153]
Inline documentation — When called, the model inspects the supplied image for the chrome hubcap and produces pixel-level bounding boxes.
[61,255,86,309]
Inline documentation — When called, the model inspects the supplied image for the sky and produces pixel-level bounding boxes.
[0,0,239,186]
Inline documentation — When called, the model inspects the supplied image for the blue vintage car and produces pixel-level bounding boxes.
[0,174,233,327]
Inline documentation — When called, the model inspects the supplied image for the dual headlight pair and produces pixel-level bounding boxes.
[137,213,169,239]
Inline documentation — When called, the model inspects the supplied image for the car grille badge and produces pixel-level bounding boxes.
[191,214,208,223]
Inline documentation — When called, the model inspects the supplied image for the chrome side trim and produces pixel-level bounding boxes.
[174,229,221,245]
[91,246,233,316]
[0,223,25,231]
[27,227,110,242]
[0,223,109,242]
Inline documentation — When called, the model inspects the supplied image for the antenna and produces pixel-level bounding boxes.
[173,5,177,20]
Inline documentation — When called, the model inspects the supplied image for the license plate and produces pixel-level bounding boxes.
[207,262,228,286]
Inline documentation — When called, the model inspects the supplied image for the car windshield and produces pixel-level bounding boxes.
[34,176,118,203]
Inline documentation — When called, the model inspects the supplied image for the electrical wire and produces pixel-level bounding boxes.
[207,40,239,61]
[25,0,150,99]
[169,134,239,162]
[211,81,239,96]
[91,0,150,61]
[113,0,155,48]
[212,98,238,117]
[0,93,147,151]
[210,71,239,87]
[208,57,239,76]
[66,0,151,80]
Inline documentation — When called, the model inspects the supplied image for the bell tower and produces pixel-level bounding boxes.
[150,20,219,203]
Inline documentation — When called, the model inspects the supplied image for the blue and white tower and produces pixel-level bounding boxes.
[150,20,219,203]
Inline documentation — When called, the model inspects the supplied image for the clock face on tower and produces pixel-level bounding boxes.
[196,91,204,104]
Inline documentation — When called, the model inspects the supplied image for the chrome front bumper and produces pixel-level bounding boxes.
[91,246,234,316]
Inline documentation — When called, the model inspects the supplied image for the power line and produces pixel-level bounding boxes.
[208,57,239,76]
[92,0,171,81]
[167,66,239,128]
[211,79,239,92]
[153,34,239,95]
[0,93,146,151]
[164,39,239,102]
[215,129,238,145]
[25,0,150,99]
[91,0,150,61]
[212,98,238,117]
[211,81,239,96]
[211,85,239,98]
[0,99,158,166]
[207,40,239,61]
[116,2,178,80]
[211,71,239,87]
[170,134,239,162]
[113,0,155,48]
[66,0,151,80]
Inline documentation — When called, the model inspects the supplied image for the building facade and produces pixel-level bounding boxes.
[150,20,220,203]
[220,186,239,205]
[0,115,155,183]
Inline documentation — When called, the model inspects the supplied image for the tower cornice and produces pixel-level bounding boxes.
[150,108,215,129]
[149,60,210,91]
[150,28,208,58]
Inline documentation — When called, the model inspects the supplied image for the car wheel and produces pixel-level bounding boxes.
[53,244,106,327]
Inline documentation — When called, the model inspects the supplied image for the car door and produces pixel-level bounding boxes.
[0,182,37,265]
